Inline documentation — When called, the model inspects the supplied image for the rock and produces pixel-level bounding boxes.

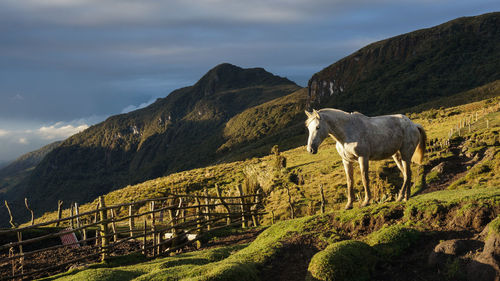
[428,239,471,267]
[430,162,446,174]
[466,223,500,281]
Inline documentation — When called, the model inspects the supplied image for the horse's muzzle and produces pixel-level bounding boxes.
[307,146,317,154]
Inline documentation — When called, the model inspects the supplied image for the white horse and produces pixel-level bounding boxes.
[305,108,426,209]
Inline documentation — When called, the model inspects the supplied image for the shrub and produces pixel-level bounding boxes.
[365,225,420,259]
[307,240,377,281]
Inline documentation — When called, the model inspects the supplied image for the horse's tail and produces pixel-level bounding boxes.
[412,124,427,165]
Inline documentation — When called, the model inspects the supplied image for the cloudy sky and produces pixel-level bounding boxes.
[0,0,498,163]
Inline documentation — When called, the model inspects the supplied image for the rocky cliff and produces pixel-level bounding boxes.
[308,12,500,114]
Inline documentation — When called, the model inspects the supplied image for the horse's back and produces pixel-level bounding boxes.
[359,114,419,160]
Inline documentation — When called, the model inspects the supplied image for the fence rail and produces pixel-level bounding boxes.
[0,187,263,280]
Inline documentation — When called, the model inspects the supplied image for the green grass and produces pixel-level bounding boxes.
[365,225,420,259]
[306,240,377,281]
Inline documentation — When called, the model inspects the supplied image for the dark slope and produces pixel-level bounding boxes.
[308,12,500,114]
[0,141,62,194]
[2,64,300,223]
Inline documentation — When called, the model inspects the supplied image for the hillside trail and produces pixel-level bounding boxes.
[421,136,492,194]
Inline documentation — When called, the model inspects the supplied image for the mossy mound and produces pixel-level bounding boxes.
[365,225,421,259]
[306,240,377,281]
[487,215,500,236]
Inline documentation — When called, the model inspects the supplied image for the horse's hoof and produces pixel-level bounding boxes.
[361,201,370,207]
[344,203,353,210]
[396,194,403,202]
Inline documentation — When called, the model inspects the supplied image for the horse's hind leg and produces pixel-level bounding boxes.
[392,152,404,174]
[358,157,371,207]
[342,159,354,210]
[396,159,412,202]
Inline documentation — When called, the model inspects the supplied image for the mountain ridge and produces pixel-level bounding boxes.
[0,63,301,223]
[307,12,500,113]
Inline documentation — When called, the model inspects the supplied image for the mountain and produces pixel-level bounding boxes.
[0,141,61,194]
[4,12,500,226]
[307,12,500,114]
[1,63,301,222]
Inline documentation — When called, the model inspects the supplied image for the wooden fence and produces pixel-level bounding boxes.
[0,186,264,280]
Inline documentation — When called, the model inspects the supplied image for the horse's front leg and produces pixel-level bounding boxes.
[358,157,371,207]
[342,159,354,210]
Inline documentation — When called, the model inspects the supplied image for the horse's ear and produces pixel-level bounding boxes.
[313,109,321,119]
[305,110,312,118]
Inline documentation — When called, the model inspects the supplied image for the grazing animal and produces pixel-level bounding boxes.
[305,108,426,209]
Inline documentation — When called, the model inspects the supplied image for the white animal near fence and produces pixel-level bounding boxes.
[305,108,426,209]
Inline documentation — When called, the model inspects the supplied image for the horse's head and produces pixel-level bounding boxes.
[305,109,328,154]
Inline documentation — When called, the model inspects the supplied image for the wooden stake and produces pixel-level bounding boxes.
[320,184,326,214]
[143,218,147,257]
[110,208,118,242]
[286,186,294,219]
[150,201,156,257]
[17,231,24,276]
[216,185,231,225]
[24,198,34,226]
[204,188,211,231]
[70,203,74,229]
[236,185,246,228]
[195,197,203,249]
[4,200,16,228]
[129,205,135,238]
[56,200,63,227]
[98,196,109,261]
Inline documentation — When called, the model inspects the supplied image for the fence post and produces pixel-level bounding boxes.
[98,196,109,261]
[236,184,246,228]
[4,200,16,228]
[320,184,326,214]
[17,231,24,276]
[168,197,181,253]
[129,205,135,237]
[56,200,63,227]
[204,187,211,231]
[150,201,156,257]
[74,202,86,245]
[24,198,34,226]
[286,186,294,219]
[251,190,261,227]
[216,185,231,225]
[110,208,118,242]
[143,218,147,257]
[70,203,75,229]
[195,197,203,249]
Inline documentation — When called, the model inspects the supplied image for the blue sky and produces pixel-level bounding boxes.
[0,0,498,163]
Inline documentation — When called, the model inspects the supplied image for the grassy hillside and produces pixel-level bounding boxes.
[29,82,500,227]
[10,75,500,281]
[42,186,499,281]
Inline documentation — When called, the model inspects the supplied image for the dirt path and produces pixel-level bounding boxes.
[0,229,263,280]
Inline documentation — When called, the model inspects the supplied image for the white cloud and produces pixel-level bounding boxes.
[121,98,156,114]
[0,118,98,162]
[37,122,89,140]
[11,94,25,101]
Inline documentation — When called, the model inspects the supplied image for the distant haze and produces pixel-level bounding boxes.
[0,0,499,162]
